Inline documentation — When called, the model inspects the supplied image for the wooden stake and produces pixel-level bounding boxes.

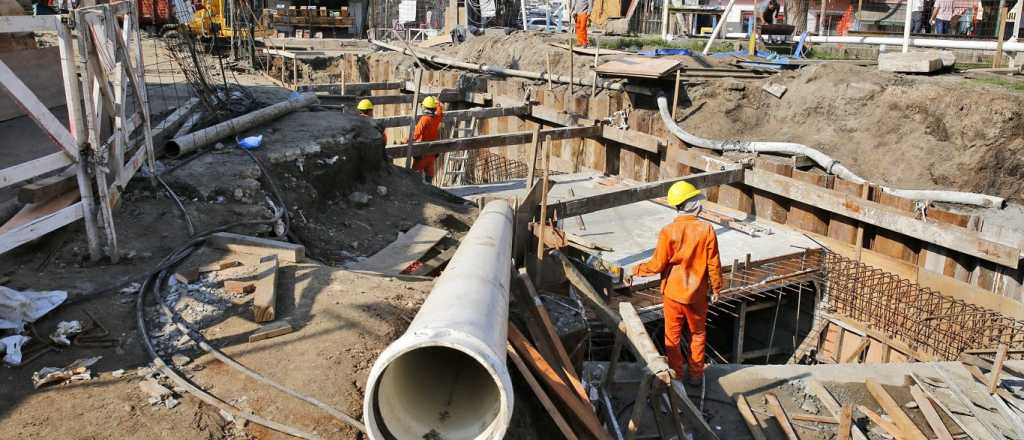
[672,69,681,120]
[765,393,801,440]
[526,125,541,186]
[506,343,579,440]
[545,53,553,91]
[536,135,552,262]
[403,69,423,169]
[837,405,854,440]
[994,5,1008,68]
[568,33,574,97]
[989,343,1009,394]
[735,394,768,440]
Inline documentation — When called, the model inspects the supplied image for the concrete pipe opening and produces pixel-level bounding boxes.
[371,345,505,439]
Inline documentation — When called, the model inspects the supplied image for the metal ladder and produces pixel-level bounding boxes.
[440,117,477,187]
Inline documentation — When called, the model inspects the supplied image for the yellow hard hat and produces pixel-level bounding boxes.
[357,99,373,111]
[422,96,438,109]
[667,181,701,207]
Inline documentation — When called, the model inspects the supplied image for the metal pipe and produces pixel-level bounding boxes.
[363,200,515,440]
[370,39,654,95]
[166,93,318,157]
[721,32,1024,52]
[655,94,1007,208]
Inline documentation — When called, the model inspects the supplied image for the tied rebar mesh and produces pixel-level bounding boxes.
[821,252,1024,361]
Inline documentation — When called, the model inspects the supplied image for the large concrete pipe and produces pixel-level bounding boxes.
[166,93,318,157]
[363,200,514,440]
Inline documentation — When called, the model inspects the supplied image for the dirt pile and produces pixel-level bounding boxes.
[680,63,1024,201]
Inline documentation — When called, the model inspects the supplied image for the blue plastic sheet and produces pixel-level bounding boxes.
[638,48,694,57]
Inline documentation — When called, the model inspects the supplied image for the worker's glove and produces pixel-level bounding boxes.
[623,273,634,288]
[710,291,720,304]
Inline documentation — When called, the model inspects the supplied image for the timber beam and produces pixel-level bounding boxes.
[743,168,1022,268]
[317,90,463,105]
[545,168,745,219]
[299,81,403,93]
[384,125,601,159]
[375,104,531,129]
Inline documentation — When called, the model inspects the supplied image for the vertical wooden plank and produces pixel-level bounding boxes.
[751,157,793,224]
[827,178,862,244]
[869,190,920,263]
[57,20,102,261]
[787,170,830,235]
[837,405,854,440]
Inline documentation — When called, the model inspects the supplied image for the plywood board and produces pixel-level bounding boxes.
[594,56,682,78]
[350,224,448,273]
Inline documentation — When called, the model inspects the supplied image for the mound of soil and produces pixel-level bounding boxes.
[680,63,1024,201]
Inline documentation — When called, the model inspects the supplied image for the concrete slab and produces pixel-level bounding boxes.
[922,50,957,68]
[878,51,944,73]
[448,173,820,280]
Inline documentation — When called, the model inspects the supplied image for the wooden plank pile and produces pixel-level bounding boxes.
[733,356,1024,440]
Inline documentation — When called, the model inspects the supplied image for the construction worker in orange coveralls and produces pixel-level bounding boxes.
[409,96,444,181]
[573,0,590,47]
[627,181,722,386]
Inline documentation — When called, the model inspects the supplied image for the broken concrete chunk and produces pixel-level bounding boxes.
[762,83,787,98]
[171,354,191,367]
[112,369,126,378]
[139,378,172,399]
[377,185,388,196]
[878,52,943,73]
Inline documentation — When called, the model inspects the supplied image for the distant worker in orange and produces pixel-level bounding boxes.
[409,96,444,181]
[628,181,722,386]
[573,0,590,47]
[357,99,387,144]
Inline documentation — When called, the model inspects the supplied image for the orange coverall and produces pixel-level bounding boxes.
[632,214,723,380]
[575,13,590,47]
[410,104,444,178]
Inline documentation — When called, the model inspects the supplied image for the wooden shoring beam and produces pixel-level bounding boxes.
[300,81,403,93]
[743,168,1021,268]
[384,125,600,159]
[0,152,75,190]
[545,168,744,219]
[317,90,463,105]
[0,201,84,255]
[374,105,530,129]
[0,15,59,33]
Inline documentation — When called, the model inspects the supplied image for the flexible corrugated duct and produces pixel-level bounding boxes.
[363,200,515,440]
[656,95,1006,208]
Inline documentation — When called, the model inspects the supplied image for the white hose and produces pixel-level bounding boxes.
[655,95,1006,208]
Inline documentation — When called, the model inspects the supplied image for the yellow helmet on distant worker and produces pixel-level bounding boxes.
[422,96,438,109]
[667,181,701,207]
[357,99,373,111]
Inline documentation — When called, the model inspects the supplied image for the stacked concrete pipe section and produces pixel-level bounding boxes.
[363,200,515,440]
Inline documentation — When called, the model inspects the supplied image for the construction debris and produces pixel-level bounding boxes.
[248,321,294,343]
[878,52,944,73]
[0,286,67,331]
[31,356,101,389]
[49,320,82,346]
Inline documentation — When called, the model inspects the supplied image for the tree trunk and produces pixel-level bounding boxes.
[786,0,810,32]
